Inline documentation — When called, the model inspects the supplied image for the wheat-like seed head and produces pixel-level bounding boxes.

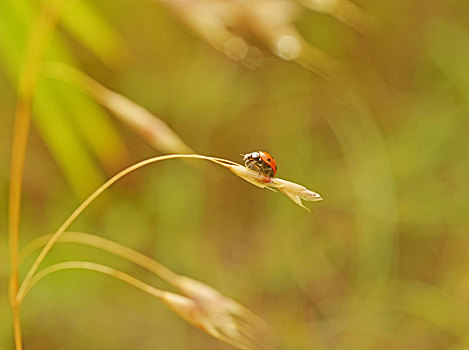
[227,163,322,211]
[168,276,276,350]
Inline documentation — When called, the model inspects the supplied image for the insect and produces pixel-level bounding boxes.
[242,151,277,177]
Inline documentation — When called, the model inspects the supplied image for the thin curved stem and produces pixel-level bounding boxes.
[24,261,164,301]
[9,1,66,347]
[20,231,180,291]
[17,154,240,302]
[8,99,30,350]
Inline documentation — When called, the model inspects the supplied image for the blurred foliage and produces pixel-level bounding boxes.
[1,0,469,349]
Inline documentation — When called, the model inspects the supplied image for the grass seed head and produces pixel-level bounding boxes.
[174,276,276,349]
[227,163,322,211]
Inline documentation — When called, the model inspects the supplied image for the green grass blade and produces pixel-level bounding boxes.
[61,0,128,68]
[34,79,105,198]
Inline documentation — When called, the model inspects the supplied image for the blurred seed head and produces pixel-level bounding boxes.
[161,291,205,329]
[176,276,239,337]
[43,62,194,154]
[160,0,374,77]
[164,275,276,349]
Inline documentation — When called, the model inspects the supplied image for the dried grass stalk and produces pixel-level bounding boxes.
[43,62,193,154]
[18,154,321,304]
[21,235,276,349]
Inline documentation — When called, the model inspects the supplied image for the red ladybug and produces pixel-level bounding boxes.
[242,151,277,177]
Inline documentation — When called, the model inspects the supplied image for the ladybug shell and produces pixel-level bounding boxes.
[259,151,277,176]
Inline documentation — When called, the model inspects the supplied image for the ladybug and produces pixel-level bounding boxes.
[242,151,277,177]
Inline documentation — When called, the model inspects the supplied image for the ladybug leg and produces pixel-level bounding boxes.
[253,162,262,174]
[262,163,273,177]
[245,159,258,172]
[266,164,273,177]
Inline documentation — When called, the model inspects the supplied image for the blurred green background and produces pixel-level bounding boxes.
[1,0,469,349]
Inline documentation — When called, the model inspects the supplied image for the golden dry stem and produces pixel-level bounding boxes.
[9,1,66,348]
[20,232,180,285]
[24,261,165,300]
[18,154,321,303]
[25,260,274,350]
[17,155,224,302]
[16,153,319,349]
[21,234,275,349]
[26,260,276,349]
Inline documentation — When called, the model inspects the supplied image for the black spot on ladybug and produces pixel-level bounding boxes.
[267,158,271,161]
